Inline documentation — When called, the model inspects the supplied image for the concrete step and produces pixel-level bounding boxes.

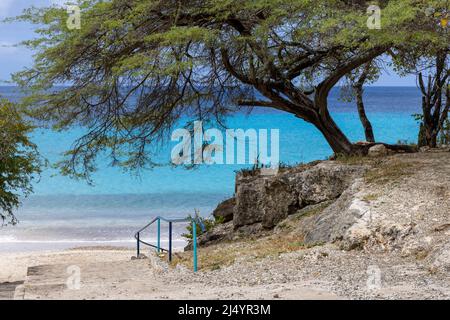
[21,259,154,299]
[0,281,24,300]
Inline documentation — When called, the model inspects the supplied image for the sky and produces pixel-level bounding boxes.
[0,0,417,86]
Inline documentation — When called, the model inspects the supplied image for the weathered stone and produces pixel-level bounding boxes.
[420,146,431,153]
[233,161,365,230]
[294,184,363,246]
[368,144,388,157]
[261,178,298,228]
[233,175,268,228]
[184,221,234,250]
[212,198,235,223]
[289,162,362,205]
[234,222,268,237]
[429,242,450,273]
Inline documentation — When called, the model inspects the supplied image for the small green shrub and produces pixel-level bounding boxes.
[182,209,217,240]
[214,215,225,225]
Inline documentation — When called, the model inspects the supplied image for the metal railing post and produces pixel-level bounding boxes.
[137,232,140,257]
[157,217,161,253]
[168,221,173,262]
[193,221,197,272]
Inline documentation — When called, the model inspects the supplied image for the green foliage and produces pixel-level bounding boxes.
[182,210,217,240]
[0,99,42,225]
[396,139,416,147]
[9,0,444,178]
[214,215,225,225]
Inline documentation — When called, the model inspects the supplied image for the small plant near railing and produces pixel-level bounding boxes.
[182,209,217,240]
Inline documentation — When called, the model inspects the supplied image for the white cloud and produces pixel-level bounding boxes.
[0,41,18,54]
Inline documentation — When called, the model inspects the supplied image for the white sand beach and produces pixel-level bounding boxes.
[0,246,341,300]
[1,236,448,300]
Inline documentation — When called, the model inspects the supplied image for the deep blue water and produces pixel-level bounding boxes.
[0,86,422,250]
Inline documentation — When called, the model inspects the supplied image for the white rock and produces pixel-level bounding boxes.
[368,144,388,157]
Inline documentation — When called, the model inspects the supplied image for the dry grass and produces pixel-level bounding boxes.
[298,202,331,218]
[272,202,331,234]
[362,193,379,202]
[171,234,311,271]
[170,199,332,271]
[335,154,381,166]
[364,160,417,185]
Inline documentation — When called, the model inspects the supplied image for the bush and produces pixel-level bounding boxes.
[0,99,42,225]
[182,209,217,240]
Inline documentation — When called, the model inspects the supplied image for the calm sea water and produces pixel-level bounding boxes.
[0,86,421,251]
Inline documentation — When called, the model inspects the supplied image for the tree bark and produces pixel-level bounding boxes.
[355,85,375,142]
[353,63,375,143]
[417,51,449,148]
[305,107,363,156]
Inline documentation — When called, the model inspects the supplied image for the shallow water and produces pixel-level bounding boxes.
[0,86,421,251]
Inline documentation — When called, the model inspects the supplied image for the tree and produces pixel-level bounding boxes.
[390,1,449,148]
[13,0,427,178]
[417,51,449,147]
[342,61,380,142]
[0,99,42,225]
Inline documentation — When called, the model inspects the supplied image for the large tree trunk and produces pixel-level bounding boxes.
[306,105,417,156]
[355,85,375,142]
[308,108,362,155]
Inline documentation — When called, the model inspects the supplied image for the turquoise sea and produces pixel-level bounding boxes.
[0,86,422,251]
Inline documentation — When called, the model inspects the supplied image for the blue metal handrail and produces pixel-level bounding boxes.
[134,216,198,272]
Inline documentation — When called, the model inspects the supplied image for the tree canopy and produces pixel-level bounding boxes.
[390,1,449,147]
[0,99,42,225]
[12,0,447,179]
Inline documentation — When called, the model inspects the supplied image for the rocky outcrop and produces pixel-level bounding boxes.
[193,152,450,280]
[292,181,365,246]
[212,198,235,223]
[233,161,366,229]
[201,152,449,258]
[196,160,367,248]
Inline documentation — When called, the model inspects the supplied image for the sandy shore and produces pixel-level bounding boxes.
[0,246,340,300]
[1,240,448,300]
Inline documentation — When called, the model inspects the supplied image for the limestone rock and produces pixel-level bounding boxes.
[294,182,364,246]
[368,144,388,157]
[212,198,235,223]
[261,178,298,228]
[233,175,268,228]
[184,221,234,250]
[291,162,363,205]
[233,161,366,230]
[429,242,450,273]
